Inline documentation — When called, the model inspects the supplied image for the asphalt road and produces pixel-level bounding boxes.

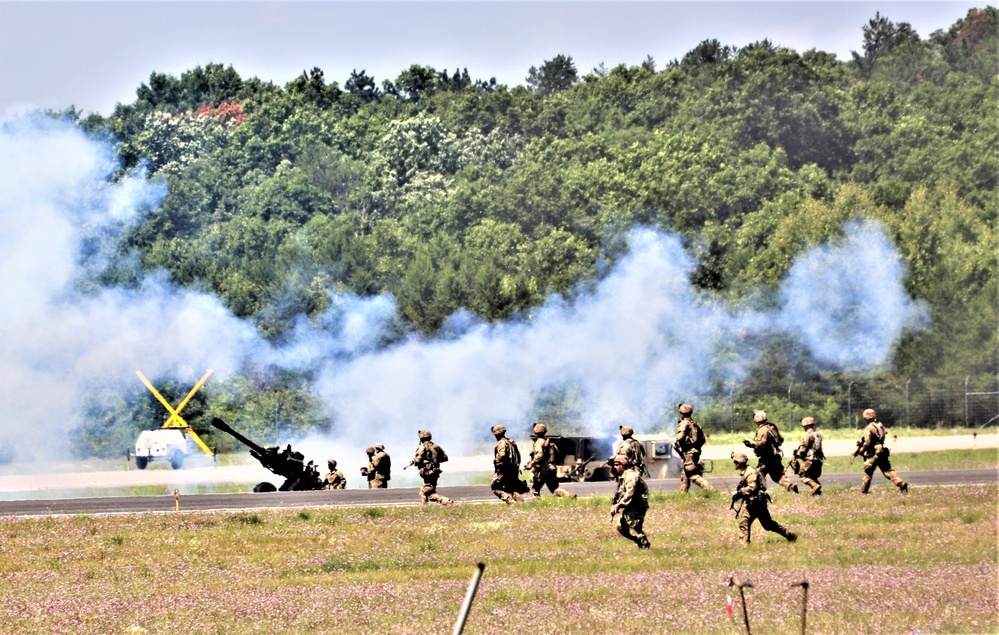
[0,469,994,517]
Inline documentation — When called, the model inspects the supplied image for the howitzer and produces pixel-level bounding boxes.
[210,418,324,492]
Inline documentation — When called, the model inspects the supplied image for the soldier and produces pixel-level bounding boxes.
[857,409,908,494]
[490,425,527,504]
[360,446,387,489]
[610,453,651,549]
[410,430,454,506]
[674,403,716,493]
[525,423,575,498]
[730,452,797,545]
[617,426,646,477]
[324,459,346,490]
[372,443,392,486]
[742,411,798,493]
[792,417,824,495]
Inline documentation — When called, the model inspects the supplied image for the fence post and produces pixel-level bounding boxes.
[965,376,970,427]
[729,385,735,434]
[787,382,794,428]
[905,378,910,427]
[847,381,854,428]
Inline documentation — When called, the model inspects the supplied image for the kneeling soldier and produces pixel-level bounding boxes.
[610,453,651,549]
[324,459,346,490]
[731,452,797,545]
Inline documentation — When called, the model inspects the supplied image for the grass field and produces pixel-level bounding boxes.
[0,475,995,634]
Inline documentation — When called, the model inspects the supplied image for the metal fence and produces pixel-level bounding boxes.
[690,375,999,434]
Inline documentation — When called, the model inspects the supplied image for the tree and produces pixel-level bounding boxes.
[345,69,381,103]
[285,67,342,109]
[526,54,578,95]
[851,12,920,77]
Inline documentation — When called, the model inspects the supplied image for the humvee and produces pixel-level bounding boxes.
[545,435,685,481]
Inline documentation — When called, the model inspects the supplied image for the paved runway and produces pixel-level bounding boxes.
[0,469,993,517]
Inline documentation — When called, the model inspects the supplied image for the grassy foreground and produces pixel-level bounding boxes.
[0,482,995,635]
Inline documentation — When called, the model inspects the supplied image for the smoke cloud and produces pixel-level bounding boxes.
[0,116,928,471]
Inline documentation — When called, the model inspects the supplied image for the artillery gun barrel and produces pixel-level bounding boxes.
[210,418,268,456]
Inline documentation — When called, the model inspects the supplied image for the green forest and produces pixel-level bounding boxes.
[65,9,997,455]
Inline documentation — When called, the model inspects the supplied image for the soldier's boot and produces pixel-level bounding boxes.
[512,492,523,503]
[679,475,690,494]
[638,537,651,550]
[786,530,798,543]
[860,474,872,494]
[554,487,576,498]
[809,482,822,496]
[497,492,514,505]
[694,476,716,492]
[898,481,908,494]
[779,475,798,493]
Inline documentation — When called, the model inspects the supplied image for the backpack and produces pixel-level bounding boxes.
[686,421,704,450]
[432,443,448,464]
[767,423,784,448]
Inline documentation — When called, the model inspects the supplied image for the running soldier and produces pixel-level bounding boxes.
[525,424,575,498]
[610,453,651,549]
[410,430,454,506]
[490,425,527,504]
[324,459,346,490]
[730,452,797,545]
[791,417,824,495]
[857,409,908,494]
[743,411,798,493]
[674,403,715,493]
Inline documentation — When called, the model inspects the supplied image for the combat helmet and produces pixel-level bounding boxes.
[328,459,337,468]
[374,444,385,451]
[365,446,375,455]
[753,411,768,424]
[678,403,693,416]
[491,424,506,436]
[731,452,749,466]
[620,425,634,437]
[611,453,631,467]
[800,417,815,428]
[533,423,547,437]
[418,430,432,441]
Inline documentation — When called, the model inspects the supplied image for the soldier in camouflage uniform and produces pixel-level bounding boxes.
[743,411,798,493]
[490,425,527,504]
[324,459,346,490]
[411,430,454,506]
[674,403,716,493]
[372,444,391,486]
[730,452,797,545]
[610,453,651,549]
[525,423,575,498]
[613,426,646,479]
[858,409,908,494]
[791,417,824,495]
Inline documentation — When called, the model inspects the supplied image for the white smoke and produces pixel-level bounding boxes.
[0,116,928,471]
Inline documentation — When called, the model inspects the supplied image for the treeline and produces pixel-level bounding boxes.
[68,9,997,454]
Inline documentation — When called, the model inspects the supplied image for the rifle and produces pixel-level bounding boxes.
[849,440,863,465]
[729,492,743,517]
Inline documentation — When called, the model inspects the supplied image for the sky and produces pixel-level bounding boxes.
[0,1,984,117]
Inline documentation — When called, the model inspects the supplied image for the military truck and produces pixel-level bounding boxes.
[134,429,190,470]
[544,435,685,482]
